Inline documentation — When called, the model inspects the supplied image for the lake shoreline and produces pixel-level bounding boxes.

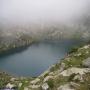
[0,44,90,90]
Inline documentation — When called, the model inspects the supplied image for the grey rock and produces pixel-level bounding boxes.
[59,63,66,72]
[82,57,90,68]
[6,83,15,89]
[60,67,90,76]
[42,83,49,90]
[57,83,75,90]
[30,78,40,84]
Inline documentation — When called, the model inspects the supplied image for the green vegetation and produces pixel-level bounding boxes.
[46,79,54,89]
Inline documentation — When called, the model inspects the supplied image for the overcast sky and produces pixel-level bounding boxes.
[0,0,90,24]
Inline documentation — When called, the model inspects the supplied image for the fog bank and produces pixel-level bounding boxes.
[0,0,90,24]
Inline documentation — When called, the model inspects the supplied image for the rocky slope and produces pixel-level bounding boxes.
[0,31,35,55]
[0,44,90,90]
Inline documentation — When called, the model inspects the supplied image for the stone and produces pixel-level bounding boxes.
[57,83,75,90]
[29,85,40,89]
[70,82,80,89]
[24,87,29,90]
[82,57,90,68]
[18,83,22,87]
[44,76,53,82]
[30,78,40,84]
[86,51,89,54]
[73,74,83,82]
[39,70,49,77]
[10,78,16,82]
[60,67,90,76]
[83,45,90,49]
[59,63,65,72]
[74,53,82,57]
[6,83,15,89]
[42,83,49,90]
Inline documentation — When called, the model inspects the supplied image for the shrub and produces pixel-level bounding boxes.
[47,79,54,88]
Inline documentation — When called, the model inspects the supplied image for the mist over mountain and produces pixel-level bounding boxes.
[0,0,90,41]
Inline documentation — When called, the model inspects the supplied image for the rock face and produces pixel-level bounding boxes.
[60,67,90,76]
[82,57,90,68]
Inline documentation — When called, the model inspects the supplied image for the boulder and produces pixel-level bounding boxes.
[18,83,22,88]
[10,78,17,82]
[29,85,40,89]
[42,83,49,90]
[60,67,90,76]
[73,74,83,82]
[57,83,75,90]
[6,83,15,89]
[24,87,29,90]
[83,45,90,49]
[70,82,80,89]
[59,63,66,72]
[30,78,40,84]
[44,76,53,82]
[82,57,90,68]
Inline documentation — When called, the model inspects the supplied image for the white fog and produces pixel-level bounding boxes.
[0,0,90,24]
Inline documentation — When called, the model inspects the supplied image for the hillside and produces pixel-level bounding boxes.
[0,23,90,54]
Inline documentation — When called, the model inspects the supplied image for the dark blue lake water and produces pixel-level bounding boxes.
[0,39,84,77]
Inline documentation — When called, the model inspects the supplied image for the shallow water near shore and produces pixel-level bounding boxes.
[0,39,84,77]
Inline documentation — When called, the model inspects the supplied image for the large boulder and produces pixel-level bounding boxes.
[6,83,16,89]
[57,83,75,90]
[42,83,49,90]
[82,57,90,68]
[57,82,80,90]
[60,67,90,76]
